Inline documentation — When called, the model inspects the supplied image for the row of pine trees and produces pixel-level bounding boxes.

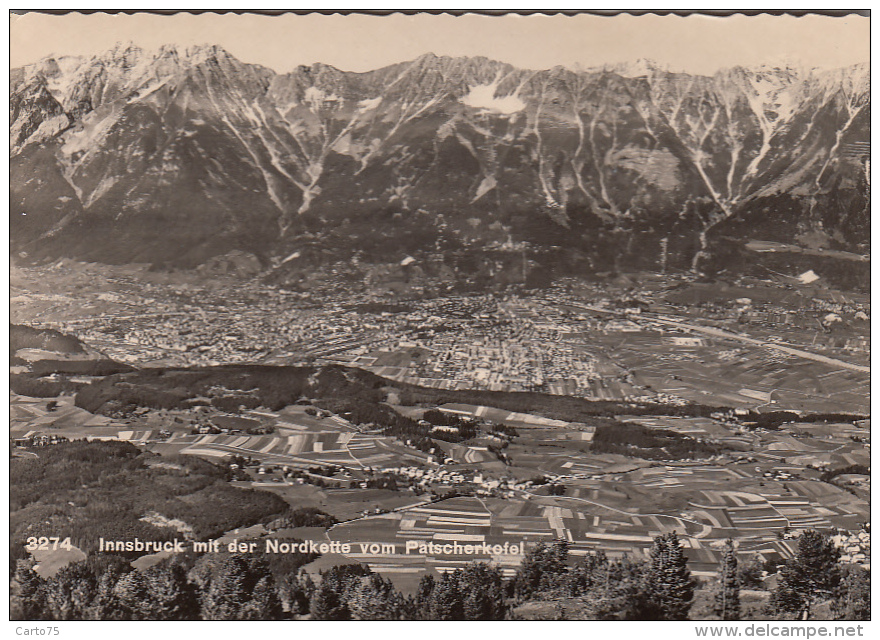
[10,529,869,620]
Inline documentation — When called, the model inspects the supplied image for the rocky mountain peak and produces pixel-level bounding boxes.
[604,57,671,78]
[103,40,144,64]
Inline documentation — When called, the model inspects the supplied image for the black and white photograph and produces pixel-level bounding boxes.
[7,9,871,629]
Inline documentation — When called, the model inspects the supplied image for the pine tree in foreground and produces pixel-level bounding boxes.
[43,562,98,621]
[427,571,464,620]
[10,560,47,620]
[770,529,841,619]
[279,570,314,616]
[459,563,508,620]
[647,531,695,620]
[832,565,870,621]
[309,581,349,620]
[512,540,569,599]
[713,539,741,621]
[142,560,200,620]
[199,554,282,620]
[347,574,406,620]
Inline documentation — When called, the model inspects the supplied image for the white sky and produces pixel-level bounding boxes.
[9,11,870,75]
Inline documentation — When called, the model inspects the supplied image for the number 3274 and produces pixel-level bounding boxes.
[25,537,72,551]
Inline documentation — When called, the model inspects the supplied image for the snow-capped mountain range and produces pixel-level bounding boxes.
[10,43,869,274]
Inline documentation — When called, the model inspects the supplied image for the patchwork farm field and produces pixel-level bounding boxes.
[11,392,433,472]
[10,393,119,438]
[174,431,431,469]
[315,449,864,589]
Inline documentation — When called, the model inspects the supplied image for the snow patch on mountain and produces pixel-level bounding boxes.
[472,176,497,202]
[84,175,117,208]
[461,77,525,114]
[128,78,170,104]
[358,97,382,112]
[305,86,341,110]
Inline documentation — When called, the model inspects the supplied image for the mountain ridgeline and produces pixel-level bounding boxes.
[10,44,869,280]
